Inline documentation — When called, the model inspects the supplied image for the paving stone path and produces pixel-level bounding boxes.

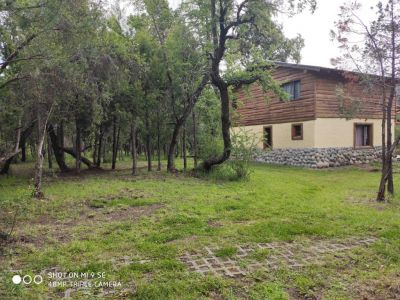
[180,237,377,278]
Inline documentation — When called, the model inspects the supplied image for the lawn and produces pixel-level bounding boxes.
[1,161,400,299]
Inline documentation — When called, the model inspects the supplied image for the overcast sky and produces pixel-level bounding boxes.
[167,0,378,68]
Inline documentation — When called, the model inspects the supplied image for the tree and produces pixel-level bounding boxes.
[180,0,315,171]
[332,0,400,201]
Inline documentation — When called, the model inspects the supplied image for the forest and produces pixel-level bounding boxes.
[0,0,314,198]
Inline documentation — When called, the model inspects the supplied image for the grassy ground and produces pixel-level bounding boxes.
[1,159,400,299]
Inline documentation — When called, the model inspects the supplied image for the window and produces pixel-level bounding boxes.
[291,124,303,140]
[263,127,272,149]
[282,80,301,100]
[354,124,373,147]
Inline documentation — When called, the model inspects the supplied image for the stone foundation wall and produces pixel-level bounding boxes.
[254,147,383,168]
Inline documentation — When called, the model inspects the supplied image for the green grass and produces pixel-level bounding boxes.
[1,159,400,299]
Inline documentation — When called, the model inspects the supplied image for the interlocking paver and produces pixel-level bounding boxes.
[180,237,377,277]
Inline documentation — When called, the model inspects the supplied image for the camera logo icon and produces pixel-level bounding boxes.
[12,274,43,285]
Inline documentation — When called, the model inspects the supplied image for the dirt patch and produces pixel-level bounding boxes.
[88,204,164,223]
[9,204,163,250]
[86,188,155,208]
[207,220,223,228]
[350,278,400,300]
[347,196,391,211]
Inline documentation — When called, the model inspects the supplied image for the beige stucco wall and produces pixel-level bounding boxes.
[314,118,394,148]
[231,120,315,149]
[232,118,395,149]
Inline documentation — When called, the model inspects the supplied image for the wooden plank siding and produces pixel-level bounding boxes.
[315,72,392,119]
[234,67,317,126]
[234,65,394,126]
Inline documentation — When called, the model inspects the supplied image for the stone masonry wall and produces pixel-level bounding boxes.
[254,147,383,168]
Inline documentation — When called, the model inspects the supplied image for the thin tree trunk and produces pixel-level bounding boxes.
[58,121,65,163]
[0,118,23,174]
[377,101,387,201]
[157,111,161,171]
[47,136,52,169]
[97,126,103,167]
[21,138,26,162]
[387,5,396,195]
[131,123,138,175]
[75,120,81,173]
[34,106,52,198]
[167,121,182,172]
[145,109,152,172]
[192,110,198,168]
[93,132,98,164]
[112,116,117,170]
[182,125,187,171]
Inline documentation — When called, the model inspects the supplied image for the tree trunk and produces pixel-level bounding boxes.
[145,109,152,172]
[157,112,161,171]
[21,138,26,162]
[201,84,231,171]
[192,110,198,168]
[131,123,138,175]
[34,108,51,198]
[58,121,65,163]
[61,147,96,168]
[96,126,103,167]
[112,116,117,170]
[75,120,81,173]
[182,125,187,171]
[47,136,52,169]
[0,118,22,174]
[48,124,69,172]
[167,73,209,172]
[93,132,98,164]
[167,122,182,172]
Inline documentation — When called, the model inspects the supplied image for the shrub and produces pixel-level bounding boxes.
[229,128,258,180]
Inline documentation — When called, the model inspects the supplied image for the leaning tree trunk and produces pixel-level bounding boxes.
[48,124,69,172]
[167,73,209,172]
[201,83,231,171]
[0,118,22,175]
[131,123,138,175]
[34,108,51,198]
[167,121,182,172]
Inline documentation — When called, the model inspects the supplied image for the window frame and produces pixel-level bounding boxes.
[291,123,303,140]
[263,126,273,149]
[281,80,301,101]
[353,123,373,148]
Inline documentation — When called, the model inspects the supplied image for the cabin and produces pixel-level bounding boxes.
[232,62,396,168]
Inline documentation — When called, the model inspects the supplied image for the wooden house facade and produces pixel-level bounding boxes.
[233,62,395,151]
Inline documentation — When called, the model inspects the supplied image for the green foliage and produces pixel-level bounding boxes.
[229,128,258,180]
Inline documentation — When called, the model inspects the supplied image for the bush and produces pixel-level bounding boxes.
[229,128,258,180]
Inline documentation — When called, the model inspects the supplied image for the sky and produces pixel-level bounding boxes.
[167,0,378,68]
